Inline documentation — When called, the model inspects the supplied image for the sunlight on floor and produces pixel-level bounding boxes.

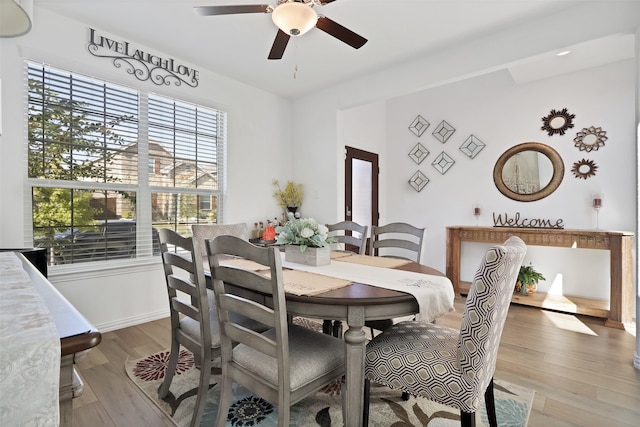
[542,310,598,336]
[624,322,636,337]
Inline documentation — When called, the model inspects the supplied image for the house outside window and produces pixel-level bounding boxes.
[199,195,212,211]
[27,62,225,266]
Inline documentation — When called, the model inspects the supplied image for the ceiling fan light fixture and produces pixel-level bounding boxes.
[0,0,33,38]
[271,1,317,36]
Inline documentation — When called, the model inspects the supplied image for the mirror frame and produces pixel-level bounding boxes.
[493,142,564,202]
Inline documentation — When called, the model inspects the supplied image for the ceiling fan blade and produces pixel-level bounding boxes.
[194,5,271,16]
[319,0,338,4]
[315,16,367,49]
[268,30,290,60]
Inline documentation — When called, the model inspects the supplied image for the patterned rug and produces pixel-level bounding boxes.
[126,323,533,427]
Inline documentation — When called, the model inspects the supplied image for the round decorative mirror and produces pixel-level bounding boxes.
[493,142,564,202]
[541,108,575,136]
[574,126,607,152]
[571,159,598,179]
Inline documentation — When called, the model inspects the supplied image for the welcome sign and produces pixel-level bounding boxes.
[87,28,199,88]
[493,212,564,229]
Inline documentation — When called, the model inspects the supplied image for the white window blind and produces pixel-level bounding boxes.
[27,62,225,266]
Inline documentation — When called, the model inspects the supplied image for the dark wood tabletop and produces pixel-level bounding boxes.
[284,261,445,305]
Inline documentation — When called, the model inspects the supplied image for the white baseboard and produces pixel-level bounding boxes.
[634,352,640,370]
[95,309,168,333]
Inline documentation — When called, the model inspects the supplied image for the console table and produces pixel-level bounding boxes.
[446,226,634,329]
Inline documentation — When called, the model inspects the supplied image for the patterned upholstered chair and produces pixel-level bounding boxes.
[364,236,526,427]
[206,235,346,427]
[191,223,250,260]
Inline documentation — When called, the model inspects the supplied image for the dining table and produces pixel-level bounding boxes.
[208,250,455,427]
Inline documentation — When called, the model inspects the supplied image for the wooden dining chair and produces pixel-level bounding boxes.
[369,222,425,263]
[363,236,527,427]
[158,229,266,427]
[324,220,369,336]
[366,222,426,333]
[206,235,346,427]
[326,220,369,255]
[157,228,218,427]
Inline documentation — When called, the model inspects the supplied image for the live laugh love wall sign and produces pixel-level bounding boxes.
[87,28,199,88]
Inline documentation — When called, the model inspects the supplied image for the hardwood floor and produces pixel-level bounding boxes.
[73,298,640,426]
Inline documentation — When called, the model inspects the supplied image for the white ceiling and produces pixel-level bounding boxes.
[36,0,635,99]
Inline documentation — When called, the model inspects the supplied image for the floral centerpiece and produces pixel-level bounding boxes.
[276,213,331,252]
[276,214,333,266]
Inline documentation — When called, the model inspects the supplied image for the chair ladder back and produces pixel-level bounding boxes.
[370,222,425,263]
[206,235,290,371]
[159,228,224,427]
[327,221,369,255]
[159,229,212,353]
[207,234,347,427]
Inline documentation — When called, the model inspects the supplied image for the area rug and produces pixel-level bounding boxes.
[126,323,533,427]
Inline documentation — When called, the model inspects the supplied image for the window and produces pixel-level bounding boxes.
[27,62,225,266]
[199,195,212,211]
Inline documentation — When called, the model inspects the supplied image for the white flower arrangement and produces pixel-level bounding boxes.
[276,213,333,252]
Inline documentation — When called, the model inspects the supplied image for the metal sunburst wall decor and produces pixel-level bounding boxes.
[574,126,607,152]
[541,108,575,136]
[571,159,598,179]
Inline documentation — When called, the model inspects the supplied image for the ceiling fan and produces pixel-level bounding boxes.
[194,0,368,60]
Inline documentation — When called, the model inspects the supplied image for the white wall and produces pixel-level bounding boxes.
[383,61,635,299]
[1,2,639,334]
[0,7,293,330]
[291,1,639,302]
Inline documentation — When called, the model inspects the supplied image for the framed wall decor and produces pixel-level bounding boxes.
[431,151,455,175]
[408,142,430,164]
[574,126,607,152]
[541,108,575,136]
[432,120,455,143]
[459,134,486,159]
[409,170,429,192]
[408,115,430,137]
[571,159,598,179]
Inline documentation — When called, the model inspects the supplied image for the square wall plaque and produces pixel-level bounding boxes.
[432,120,455,143]
[409,143,430,164]
[408,115,430,137]
[459,135,486,159]
[432,151,455,175]
[409,170,429,192]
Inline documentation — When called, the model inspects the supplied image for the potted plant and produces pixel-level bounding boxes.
[515,264,546,295]
[276,213,333,266]
[272,180,304,213]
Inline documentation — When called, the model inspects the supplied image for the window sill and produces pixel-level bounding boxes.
[48,256,162,281]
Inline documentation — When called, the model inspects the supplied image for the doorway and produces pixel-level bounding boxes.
[345,147,379,252]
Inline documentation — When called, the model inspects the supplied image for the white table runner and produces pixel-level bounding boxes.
[281,253,455,323]
[0,252,61,426]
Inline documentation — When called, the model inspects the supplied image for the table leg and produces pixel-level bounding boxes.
[343,306,366,427]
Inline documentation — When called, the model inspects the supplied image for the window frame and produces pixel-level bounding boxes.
[25,61,226,269]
